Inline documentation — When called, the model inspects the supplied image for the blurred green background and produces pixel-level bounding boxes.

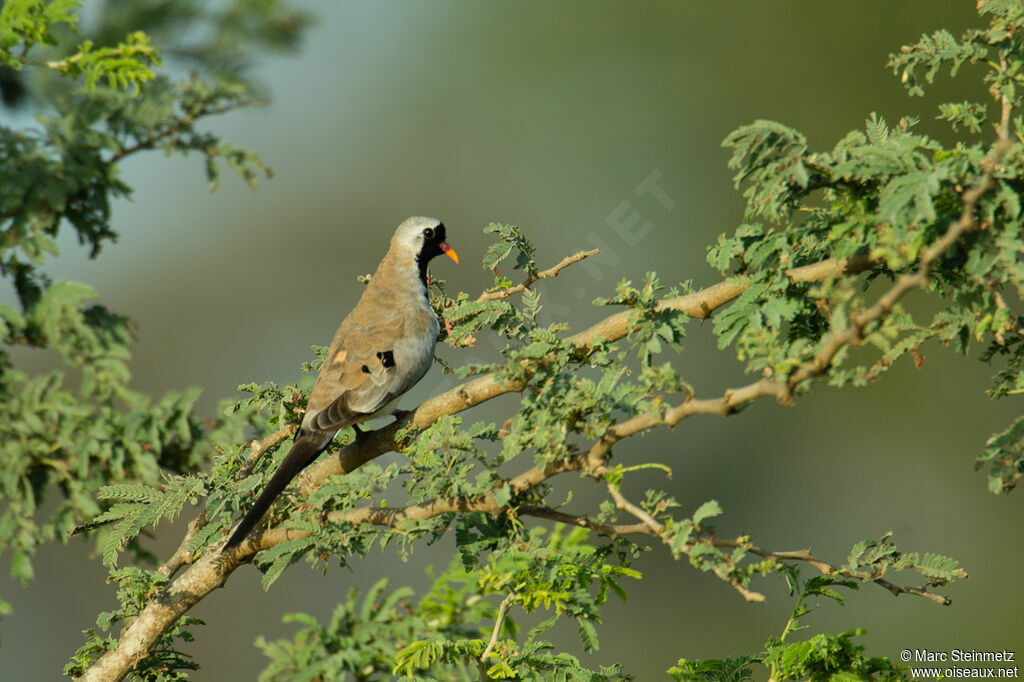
[2,2,1022,679]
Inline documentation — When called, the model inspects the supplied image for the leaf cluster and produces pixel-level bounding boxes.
[710,4,1024,472]
[254,529,638,681]
[0,0,305,617]
[395,526,636,681]
[670,572,909,682]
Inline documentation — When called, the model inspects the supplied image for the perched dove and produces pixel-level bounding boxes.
[224,216,458,549]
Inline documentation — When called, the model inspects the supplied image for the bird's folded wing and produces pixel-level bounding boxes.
[304,312,407,432]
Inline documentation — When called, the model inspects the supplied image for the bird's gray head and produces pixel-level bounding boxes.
[391,216,458,284]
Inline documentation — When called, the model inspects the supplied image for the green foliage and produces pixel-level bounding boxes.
[763,629,906,682]
[88,0,311,93]
[1,1,159,95]
[230,379,308,431]
[0,0,81,68]
[257,561,496,680]
[761,573,909,681]
[52,30,160,94]
[975,414,1024,493]
[483,222,538,277]
[392,526,636,680]
[711,5,1024,476]
[85,476,207,567]
[844,532,966,584]
[256,579,422,681]
[671,572,909,681]
[595,273,691,369]
[0,0,302,625]
[0,374,240,583]
[256,537,636,681]
[667,656,757,682]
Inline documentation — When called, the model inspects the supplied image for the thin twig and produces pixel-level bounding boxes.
[712,539,956,606]
[109,100,262,163]
[518,507,650,537]
[604,482,767,602]
[157,512,206,579]
[479,593,515,681]
[605,482,662,535]
[236,426,295,480]
[478,249,601,302]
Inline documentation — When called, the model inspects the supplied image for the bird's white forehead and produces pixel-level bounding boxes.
[392,216,442,249]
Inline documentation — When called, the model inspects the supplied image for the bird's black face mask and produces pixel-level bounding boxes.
[416,222,458,285]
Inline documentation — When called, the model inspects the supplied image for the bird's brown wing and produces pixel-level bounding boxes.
[225,312,408,550]
[303,309,407,433]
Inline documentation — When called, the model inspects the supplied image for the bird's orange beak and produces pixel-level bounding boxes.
[440,242,459,264]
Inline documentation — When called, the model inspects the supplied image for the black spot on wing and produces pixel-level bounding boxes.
[376,350,396,369]
[361,365,370,374]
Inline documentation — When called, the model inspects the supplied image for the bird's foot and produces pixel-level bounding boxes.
[391,408,413,421]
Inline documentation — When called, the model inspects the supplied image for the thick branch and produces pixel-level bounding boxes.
[260,485,953,607]
[77,550,246,682]
[260,457,586,549]
[293,254,872,502]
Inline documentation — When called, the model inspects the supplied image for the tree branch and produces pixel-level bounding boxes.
[77,549,246,682]
[711,539,956,607]
[157,512,206,580]
[108,99,263,164]
[518,506,650,537]
[478,249,601,302]
[236,426,296,481]
[292,253,873,503]
[479,593,515,681]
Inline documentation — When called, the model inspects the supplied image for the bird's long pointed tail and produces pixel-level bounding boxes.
[223,433,327,550]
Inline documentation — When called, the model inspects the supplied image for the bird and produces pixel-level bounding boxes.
[223,216,458,550]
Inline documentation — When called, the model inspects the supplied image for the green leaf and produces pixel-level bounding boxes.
[692,499,724,524]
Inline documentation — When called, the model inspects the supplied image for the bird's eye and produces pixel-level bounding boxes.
[422,227,434,239]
